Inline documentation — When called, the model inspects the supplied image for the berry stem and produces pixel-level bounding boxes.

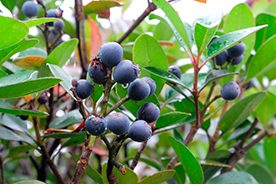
[105,95,130,116]
[130,141,147,170]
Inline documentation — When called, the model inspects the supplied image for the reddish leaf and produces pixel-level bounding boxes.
[194,0,206,3]
[13,56,45,70]
[97,9,110,19]
[88,16,102,58]
[83,1,122,15]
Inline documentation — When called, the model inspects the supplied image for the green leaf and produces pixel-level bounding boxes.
[172,164,186,184]
[0,16,29,49]
[83,1,123,15]
[0,126,24,141]
[124,157,162,171]
[62,134,86,148]
[207,171,258,184]
[264,136,276,174]
[0,77,62,99]
[38,39,78,77]
[194,14,221,54]
[200,70,239,91]
[245,163,274,184]
[43,131,86,139]
[0,113,28,133]
[223,3,255,71]
[247,34,276,82]
[207,25,266,61]
[5,144,34,158]
[168,136,204,184]
[0,70,37,87]
[14,180,46,184]
[149,14,173,41]
[19,47,47,58]
[138,170,176,184]
[133,34,168,95]
[0,107,48,117]
[25,18,59,28]
[70,152,103,184]
[151,0,193,56]
[49,109,82,129]
[219,92,266,134]
[1,0,15,12]
[47,64,75,100]
[156,112,190,129]
[0,38,39,65]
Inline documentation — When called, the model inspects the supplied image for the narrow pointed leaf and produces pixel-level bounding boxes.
[12,56,45,70]
[0,70,37,87]
[43,131,86,139]
[49,109,82,129]
[0,107,48,117]
[25,18,59,28]
[156,111,190,129]
[14,181,46,184]
[0,126,24,141]
[138,170,176,184]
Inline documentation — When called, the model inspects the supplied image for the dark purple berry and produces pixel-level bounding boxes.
[100,42,123,67]
[239,76,253,90]
[230,54,244,65]
[168,66,181,79]
[19,115,29,120]
[22,1,38,18]
[38,93,48,104]
[227,42,245,59]
[53,19,64,31]
[137,102,160,123]
[85,114,107,136]
[107,112,130,135]
[128,120,152,142]
[75,79,93,99]
[220,81,240,100]
[128,78,150,101]
[46,9,59,26]
[113,60,140,84]
[88,63,108,84]
[215,50,228,66]
[141,77,156,96]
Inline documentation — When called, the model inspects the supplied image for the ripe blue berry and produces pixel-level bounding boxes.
[239,76,253,90]
[53,19,64,31]
[107,112,130,135]
[137,102,160,123]
[46,9,59,26]
[85,114,107,136]
[227,42,245,59]
[113,60,140,84]
[141,77,156,96]
[75,79,93,99]
[128,78,150,101]
[88,63,108,84]
[128,120,152,142]
[38,93,48,104]
[215,51,228,66]
[22,1,38,18]
[220,81,240,100]
[19,115,29,120]
[230,54,244,65]
[168,66,181,79]
[100,42,123,67]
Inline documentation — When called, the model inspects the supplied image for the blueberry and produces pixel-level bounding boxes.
[53,19,64,31]
[128,120,152,142]
[227,42,245,59]
[168,66,181,79]
[85,114,107,136]
[107,112,130,135]
[137,102,160,123]
[207,35,219,48]
[215,50,228,66]
[100,42,123,67]
[22,1,38,18]
[19,115,29,120]
[88,63,108,84]
[113,60,140,84]
[48,29,63,47]
[220,81,240,100]
[230,54,244,65]
[239,76,253,90]
[38,93,48,104]
[75,79,93,99]
[46,9,58,26]
[128,78,150,101]
[141,77,156,96]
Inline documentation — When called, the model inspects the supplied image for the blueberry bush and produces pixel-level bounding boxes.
[0,0,276,184]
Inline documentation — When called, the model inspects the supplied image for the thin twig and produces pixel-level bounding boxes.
[49,31,63,48]
[105,95,130,116]
[130,141,147,170]
[112,160,126,175]
[238,117,259,148]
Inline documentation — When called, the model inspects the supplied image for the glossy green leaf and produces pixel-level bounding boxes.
[207,171,258,184]
[226,120,252,142]
[62,134,86,148]
[47,64,75,100]
[223,3,255,71]
[0,70,37,87]
[0,16,29,49]
[0,107,48,117]
[144,67,190,91]
[5,144,34,158]
[1,0,15,12]
[19,47,47,58]
[219,92,266,134]
[168,136,204,184]
[200,70,238,91]
[49,109,82,129]
[207,25,266,61]
[38,39,78,77]
[0,70,6,78]
[172,164,186,184]
[0,77,61,99]
[124,157,162,171]
[133,34,168,95]
[138,170,175,184]
[156,111,190,129]
[151,0,193,56]
[245,163,274,184]
[43,131,85,139]
[12,56,45,70]
[149,14,173,41]
[0,112,28,133]
[264,136,276,174]
[25,18,59,28]
[0,38,39,65]
[14,180,46,184]
[0,126,24,141]
[70,152,103,184]
[83,1,122,15]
